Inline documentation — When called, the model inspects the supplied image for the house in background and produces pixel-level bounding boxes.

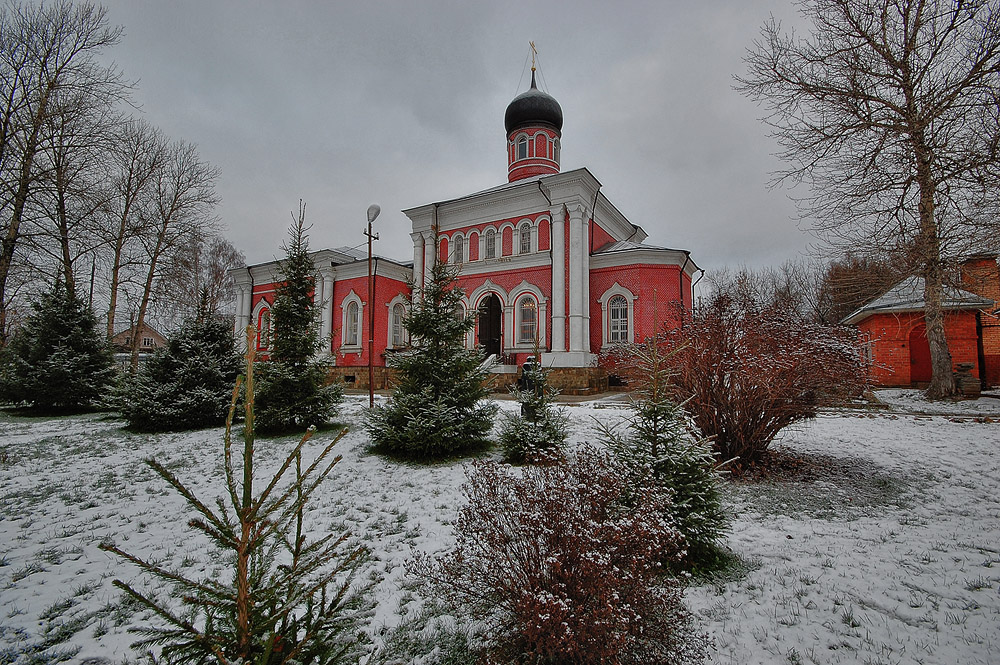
[842,255,999,389]
[232,69,699,394]
[110,323,168,368]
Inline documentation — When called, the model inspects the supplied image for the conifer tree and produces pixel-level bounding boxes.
[366,260,496,459]
[0,280,114,411]
[101,329,373,664]
[256,203,342,433]
[119,292,241,431]
[498,354,568,464]
[601,335,729,568]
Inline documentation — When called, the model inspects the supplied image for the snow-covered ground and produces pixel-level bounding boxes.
[0,390,998,664]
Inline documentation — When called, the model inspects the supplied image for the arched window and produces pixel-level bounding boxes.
[554,138,560,163]
[391,303,406,347]
[258,308,271,348]
[519,223,532,254]
[485,229,497,259]
[453,235,464,264]
[609,295,629,343]
[345,301,359,346]
[518,296,537,344]
[517,135,528,160]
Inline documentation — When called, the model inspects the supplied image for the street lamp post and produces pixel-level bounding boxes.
[365,203,381,408]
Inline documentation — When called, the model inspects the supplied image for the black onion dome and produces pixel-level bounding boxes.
[504,71,563,134]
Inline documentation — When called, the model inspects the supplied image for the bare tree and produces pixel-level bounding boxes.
[129,139,219,370]
[154,231,245,324]
[100,118,166,341]
[739,0,1000,397]
[0,0,129,341]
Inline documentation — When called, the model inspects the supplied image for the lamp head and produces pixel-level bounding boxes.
[367,204,381,224]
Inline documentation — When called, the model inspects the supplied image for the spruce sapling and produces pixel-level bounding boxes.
[366,260,495,460]
[498,348,568,464]
[101,327,372,664]
[256,202,342,433]
[0,280,114,412]
[601,334,729,569]
[119,291,241,431]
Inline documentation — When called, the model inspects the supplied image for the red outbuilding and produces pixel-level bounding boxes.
[842,257,999,389]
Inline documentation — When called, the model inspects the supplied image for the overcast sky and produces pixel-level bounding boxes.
[98,0,816,274]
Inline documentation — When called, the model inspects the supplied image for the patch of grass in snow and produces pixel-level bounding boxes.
[688,544,761,589]
[734,451,911,520]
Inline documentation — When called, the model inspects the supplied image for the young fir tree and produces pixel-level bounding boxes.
[366,260,496,460]
[601,335,729,568]
[498,354,568,464]
[119,292,241,431]
[0,280,114,412]
[100,328,373,664]
[256,203,342,433]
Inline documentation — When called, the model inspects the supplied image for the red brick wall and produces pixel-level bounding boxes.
[331,274,410,368]
[589,264,685,353]
[960,257,1000,386]
[858,310,982,386]
[590,222,616,252]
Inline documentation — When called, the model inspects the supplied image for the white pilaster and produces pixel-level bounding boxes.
[550,205,566,353]
[319,270,334,353]
[581,212,591,354]
[422,231,434,288]
[567,203,585,353]
[411,232,424,299]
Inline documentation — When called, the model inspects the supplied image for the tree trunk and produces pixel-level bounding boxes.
[130,229,165,372]
[915,162,956,399]
[0,89,48,342]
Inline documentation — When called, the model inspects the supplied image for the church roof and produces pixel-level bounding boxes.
[841,276,995,325]
[504,70,563,134]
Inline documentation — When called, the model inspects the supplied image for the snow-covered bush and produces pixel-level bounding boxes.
[366,260,495,460]
[653,287,867,469]
[101,335,372,663]
[411,447,706,665]
[256,204,342,433]
[601,337,729,569]
[0,281,114,412]
[498,357,568,464]
[119,299,240,431]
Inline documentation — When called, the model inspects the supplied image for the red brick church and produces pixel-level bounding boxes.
[232,69,699,393]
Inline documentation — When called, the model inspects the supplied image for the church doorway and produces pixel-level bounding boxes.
[909,324,932,384]
[478,294,502,358]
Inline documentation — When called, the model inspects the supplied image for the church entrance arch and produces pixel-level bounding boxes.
[478,294,502,358]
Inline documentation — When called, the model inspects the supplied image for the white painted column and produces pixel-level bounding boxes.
[422,231,434,288]
[235,285,252,349]
[319,270,334,353]
[581,211,591,354]
[567,203,586,352]
[411,232,424,298]
[550,205,566,352]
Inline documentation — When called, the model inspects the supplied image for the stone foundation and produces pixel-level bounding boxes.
[326,365,609,395]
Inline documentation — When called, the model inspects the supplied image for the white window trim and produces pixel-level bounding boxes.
[252,299,272,349]
[452,233,466,264]
[508,281,547,349]
[516,220,534,255]
[482,226,499,260]
[516,133,529,160]
[340,290,363,351]
[386,294,409,349]
[598,283,637,346]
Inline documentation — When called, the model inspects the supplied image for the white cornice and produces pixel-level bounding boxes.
[454,252,551,276]
[591,248,698,276]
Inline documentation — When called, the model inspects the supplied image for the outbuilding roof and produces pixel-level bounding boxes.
[841,275,995,325]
